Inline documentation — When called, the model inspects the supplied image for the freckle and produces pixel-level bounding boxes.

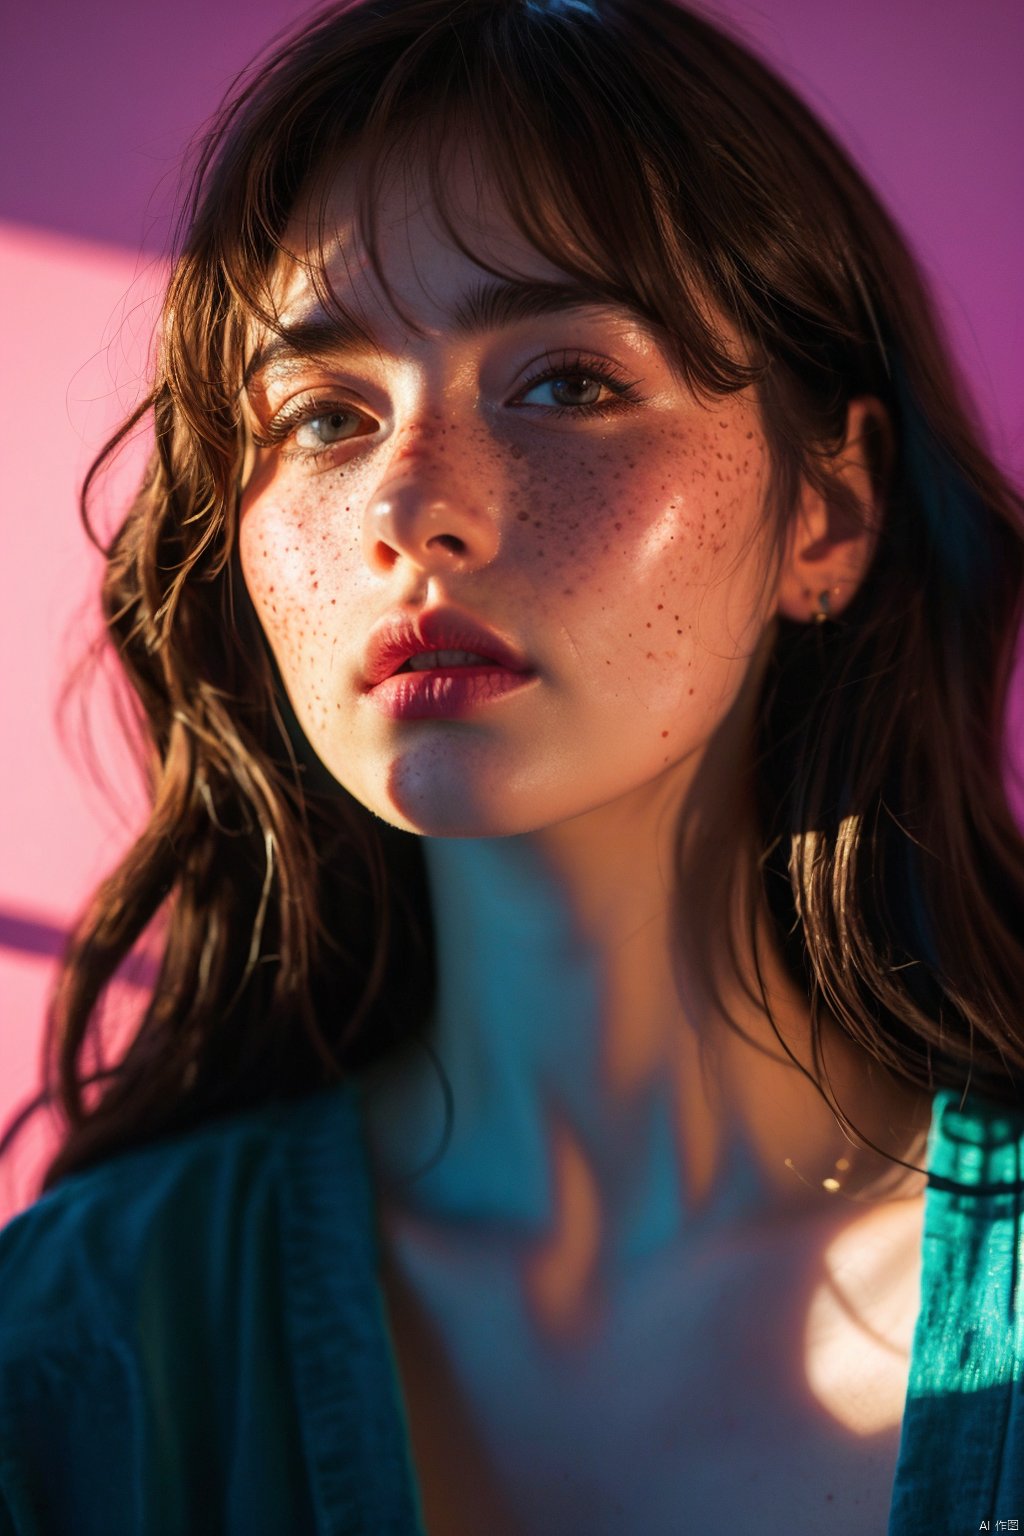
[331,598,336,605]
[533,520,542,528]
[676,629,682,635]
[517,511,529,521]
[646,622,652,628]
[746,431,754,439]
[614,522,622,531]
[661,730,669,738]
[657,604,663,610]
[511,445,523,459]
[562,587,575,596]
[689,687,694,695]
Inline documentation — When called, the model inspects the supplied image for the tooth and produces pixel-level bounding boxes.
[406,649,490,672]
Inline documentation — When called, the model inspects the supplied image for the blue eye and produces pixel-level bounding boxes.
[520,375,607,409]
[251,398,379,463]
[293,409,364,448]
[512,354,646,419]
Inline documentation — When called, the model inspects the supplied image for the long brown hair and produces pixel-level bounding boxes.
[4,0,1023,1196]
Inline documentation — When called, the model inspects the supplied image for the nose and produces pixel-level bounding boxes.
[362,470,500,577]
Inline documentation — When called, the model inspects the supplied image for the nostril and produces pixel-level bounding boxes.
[428,533,468,555]
[373,540,400,571]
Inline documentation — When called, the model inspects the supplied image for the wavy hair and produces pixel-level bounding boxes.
[4,0,1023,1193]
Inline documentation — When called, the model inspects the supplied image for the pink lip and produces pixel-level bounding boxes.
[368,666,537,720]
[361,605,537,720]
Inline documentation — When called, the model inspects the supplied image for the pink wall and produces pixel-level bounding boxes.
[1,0,1021,1215]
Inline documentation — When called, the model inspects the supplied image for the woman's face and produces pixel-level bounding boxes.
[238,154,778,837]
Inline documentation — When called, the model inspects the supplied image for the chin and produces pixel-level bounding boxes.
[338,731,531,839]
[378,762,525,839]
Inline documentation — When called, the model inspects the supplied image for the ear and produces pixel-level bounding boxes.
[775,396,892,623]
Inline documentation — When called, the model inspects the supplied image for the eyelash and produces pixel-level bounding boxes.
[252,352,646,464]
[515,351,646,416]
[250,399,367,461]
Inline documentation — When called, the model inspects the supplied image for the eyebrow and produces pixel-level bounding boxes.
[243,277,641,388]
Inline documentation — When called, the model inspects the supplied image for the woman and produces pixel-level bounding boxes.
[1,0,1022,1531]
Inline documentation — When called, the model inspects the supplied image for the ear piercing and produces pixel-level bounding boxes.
[783,1153,853,1194]
[821,1157,851,1194]
[812,583,842,624]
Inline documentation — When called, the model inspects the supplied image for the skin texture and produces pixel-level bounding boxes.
[239,154,877,844]
[238,152,932,1535]
[240,257,774,840]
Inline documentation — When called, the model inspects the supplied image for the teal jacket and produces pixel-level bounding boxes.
[0,1083,1020,1534]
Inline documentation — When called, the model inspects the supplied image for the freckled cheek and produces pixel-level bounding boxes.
[512,448,770,711]
[507,417,760,577]
[239,494,364,637]
[504,452,685,584]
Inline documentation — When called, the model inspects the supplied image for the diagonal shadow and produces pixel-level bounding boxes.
[0,908,157,988]
[0,910,70,962]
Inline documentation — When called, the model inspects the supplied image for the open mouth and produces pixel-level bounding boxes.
[394,649,506,674]
[366,637,538,720]
[361,606,535,713]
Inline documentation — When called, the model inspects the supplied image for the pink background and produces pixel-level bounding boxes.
[2,0,1022,1216]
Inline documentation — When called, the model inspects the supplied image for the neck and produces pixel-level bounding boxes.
[360,690,930,1247]
[431,797,698,1148]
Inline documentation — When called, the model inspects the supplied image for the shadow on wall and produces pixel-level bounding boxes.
[0,911,72,963]
[0,908,159,985]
